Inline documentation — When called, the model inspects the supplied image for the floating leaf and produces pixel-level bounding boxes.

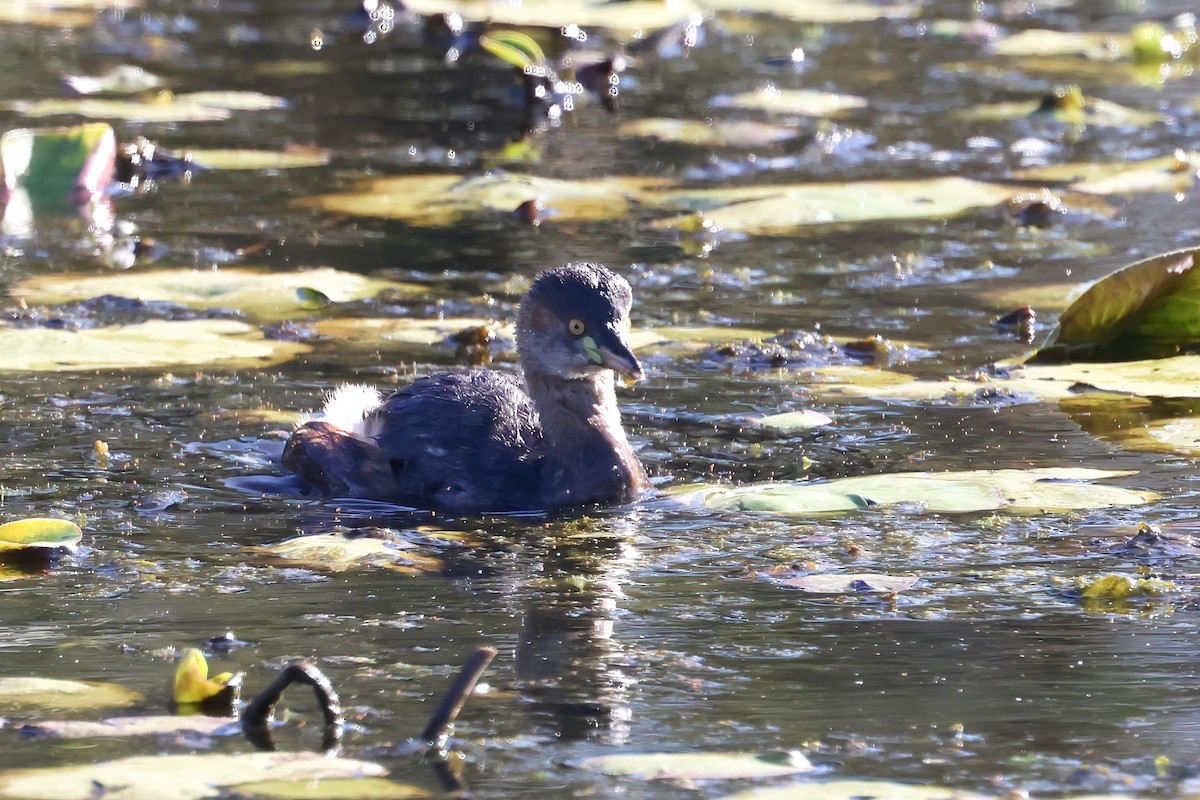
[313,317,506,348]
[753,410,833,432]
[186,148,331,171]
[298,172,668,227]
[719,779,990,800]
[0,752,387,800]
[63,65,164,95]
[618,118,799,148]
[0,677,141,712]
[672,468,1156,516]
[1079,574,1174,600]
[767,572,919,594]
[296,286,334,310]
[0,122,115,208]
[579,751,813,781]
[648,178,1015,235]
[957,93,1161,127]
[0,517,82,553]
[1011,152,1198,195]
[22,715,234,739]
[234,777,431,799]
[479,30,546,70]
[710,88,868,117]
[0,0,137,27]
[705,0,916,23]
[1029,247,1200,363]
[173,649,239,706]
[399,0,700,38]
[256,532,441,575]
[0,320,309,372]
[6,91,287,123]
[12,267,419,322]
[991,29,1127,59]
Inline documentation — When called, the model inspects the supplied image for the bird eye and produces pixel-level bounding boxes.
[568,318,586,336]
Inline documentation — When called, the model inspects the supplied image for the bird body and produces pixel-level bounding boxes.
[281,263,649,513]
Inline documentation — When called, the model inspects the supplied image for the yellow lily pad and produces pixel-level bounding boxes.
[1011,152,1198,195]
[298,172,668,227]
[0,752,387,800]
[235,778,431,799]
[991,29,1127,59]
[0,517,81,552]
[719,779,990,799]
[186,148,332,171]
[256,531,441,575]
[6,91,286,123]
[648,177,1015,235]
[0,320,308,372]
[618,118,799,148]
[671,467,1156,515]
[11,267,419,322]
[0,677,141,712]
[398,0,700,39]
[580,751,813,781]
[710,87,868,117]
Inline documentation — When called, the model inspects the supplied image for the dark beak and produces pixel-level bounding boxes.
[597,327,643,382]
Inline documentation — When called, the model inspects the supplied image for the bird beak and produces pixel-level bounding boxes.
[589,329,643,383]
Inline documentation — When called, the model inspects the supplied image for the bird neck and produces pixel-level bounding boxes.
[522,367,648,504]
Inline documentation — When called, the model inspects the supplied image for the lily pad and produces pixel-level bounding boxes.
[0,0,138,27]
[0,752,387,800]
[957,95,1161,127]
[710,88,868,117]
[618,118,799,148]
[1029,247,1200,362]
[22,715,234,739]
[235,778,431,800]
[1011,152,1198,195]
[0,677,141,712]
[186,148,331,171]
[705,0,916,23]
[399,0,700,39]
[767,572,919,594]
[671,468,1156,515]
[991,29,1127,59]
[719,779,989,800]
[579,751,813,781]
[63,65,165,95]
[6,91,287,123]
[298,172,667,227]
[753,410,833,432]
[0,320,309,372]
[313,316,507,347]
[0,517,82,553]
[648,177,1016,235]
[256,532,441,575]
[11,267,419,322]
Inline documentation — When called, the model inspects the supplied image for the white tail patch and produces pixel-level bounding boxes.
[296,383,383,437]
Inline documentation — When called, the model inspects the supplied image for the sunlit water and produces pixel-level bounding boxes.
[3,0,1200,797]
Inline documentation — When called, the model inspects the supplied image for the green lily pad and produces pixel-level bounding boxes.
[186,148,331,171]
[399,0,700,38]
[63,65,165,95]
[710,88,868,117]
[256,532,441,575]
[0,677,141,712]
[23,715,234,739]
[298,172,667,227]
[1029,247,1200,363]
[235,778,431,800]
[0,752,387,800]
[754,410,833,432]
[719,779,990,800]
[11,267,418,322]
[0,122,115,208]
[648,177,1015,235]
[6,91,287,123]
[671,468,1156,515]
[0,320,309,372]
[579,751,813,781]
[618,118,799,148]
[1011,152,1198,195]
[768,572,919,594]
[705,0,916,23]
[0,517,82,552]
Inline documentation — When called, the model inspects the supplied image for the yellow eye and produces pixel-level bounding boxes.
[568,318,586,336]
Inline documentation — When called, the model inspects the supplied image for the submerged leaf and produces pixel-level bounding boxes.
[0,677,141,712]
[580,751,813,781]
[256,532,441,575]
[1080,574,1174,600]
[0,752,387,800]
[1029,247,1200,362]
[672,468,1156,516]
[0,517,82,552]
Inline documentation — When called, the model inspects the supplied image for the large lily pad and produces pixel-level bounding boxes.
[298,172,667,227]
[22,715,234,739]
[399,0,699,38]
[647,177,1015,235]
[720,780,989,800]
[671,468,1156,515]
[0,677,141,712]
[618,118,799,148]
[0,752,387,800]
[1029,247,1200,362]
[957,95,1161,128]
[6,92,287,123]
[579,751,813,781]
[0,320,308,372]
[0,517,82,553]
[710,88,868,117]
[11,267,419,322]
[1011,152,1198,195]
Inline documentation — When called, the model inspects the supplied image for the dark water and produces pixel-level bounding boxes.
[2,0,1200,797]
